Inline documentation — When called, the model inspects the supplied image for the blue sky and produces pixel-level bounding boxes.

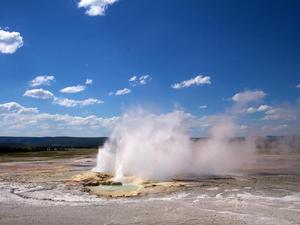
[0,0,299,136]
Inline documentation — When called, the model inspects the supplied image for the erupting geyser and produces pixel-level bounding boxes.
[93,109,255,181]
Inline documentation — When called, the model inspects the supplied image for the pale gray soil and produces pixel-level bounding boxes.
[0,151,300,225]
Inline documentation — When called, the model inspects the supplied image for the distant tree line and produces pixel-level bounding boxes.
[0,145,68,153]
[0,137,108,153]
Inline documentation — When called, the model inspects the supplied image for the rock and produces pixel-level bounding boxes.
[82,178,100,186]
[111,181,122,186]
[101,181,113,185]
[66,171,113,186]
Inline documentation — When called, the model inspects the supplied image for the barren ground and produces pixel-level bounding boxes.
[0,149,300,225]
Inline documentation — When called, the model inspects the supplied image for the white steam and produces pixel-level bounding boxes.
[93,108,255,181]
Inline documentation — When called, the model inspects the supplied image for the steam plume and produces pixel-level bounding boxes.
[93,108,255,180]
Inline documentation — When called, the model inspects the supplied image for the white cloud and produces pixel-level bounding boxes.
[257,105,271,112]
[246,107,256,113]
[79,98,103,106]
[0,100,297,137]
[129,75,152,86]
[0,29,23,54]
[115,88,131,96]
[0,102,118,136]
[85,79,93,85]
[60,85,86,94]
[24,88,103,107]
[53,97,103,107]
[275,124,288,129]
[78,0,118,16]
[129,76,137,82]
[110,88,131,96]
[23,89,54,99]
[139,75,151,85]
[260,124,294,135]
[263,107,298,121]
[232,90,266,104]
[246,105,272,113]
[30,75,55,87]
[171,75,211,89]
[239,125,248,130]
[296,84,300,88]
[0,102,38,114]
[199,105,207,109]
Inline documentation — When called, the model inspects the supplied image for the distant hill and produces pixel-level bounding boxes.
[0,136,108,153]
[0,135,299,153]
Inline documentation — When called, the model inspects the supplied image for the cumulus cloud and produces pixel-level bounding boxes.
[246,105,272,113]
[171,75,211,89]
[116,88,131,95]
[23,89,54,99]
[85,79,93,85]
[53,97,103,107]
[232,90,266,104]
[0,102,38,114]
[257,105,272,112]
[23,85,101,107]
[199,105,208,109]
[0,102,118,136]
[30,75,55,87]
[263,107,298,121]
[110,88,131,96]
[0,29,23,54]
[60,85,86,94]
[139,75,151,85]
[129,75,152,86]
[78,0,118,16]
[246,107,256,114]
[129,76,137,82]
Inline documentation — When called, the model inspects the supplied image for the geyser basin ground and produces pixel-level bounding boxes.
[68,170,187,197]
[0,150,300,225]
[86,183,143,197]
